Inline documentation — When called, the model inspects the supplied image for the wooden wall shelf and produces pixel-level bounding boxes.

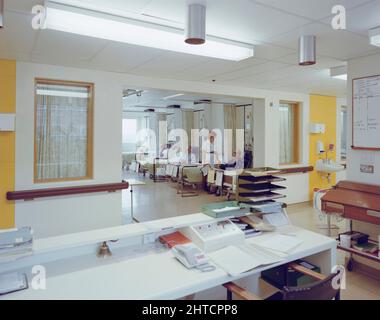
[6,182,129,201]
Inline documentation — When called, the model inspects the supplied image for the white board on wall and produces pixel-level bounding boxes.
[352,75,380,150]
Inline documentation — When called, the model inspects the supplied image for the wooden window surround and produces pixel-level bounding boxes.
[279,101,301,166]
[34,78,94,183]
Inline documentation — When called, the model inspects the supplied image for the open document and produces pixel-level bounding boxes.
[208,244,283,277]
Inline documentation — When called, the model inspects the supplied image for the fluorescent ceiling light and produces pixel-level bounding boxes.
[369,26,380,47]
[330,65,347,81]
[163,93,185,100]
[44,2,254,61]
[332,74,347,80]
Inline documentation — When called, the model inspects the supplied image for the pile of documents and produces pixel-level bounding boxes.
[0,227,34,263]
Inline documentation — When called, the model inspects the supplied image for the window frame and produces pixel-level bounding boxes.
[340,105,348,161]
[34,78,94,183]
[279,100,301,166]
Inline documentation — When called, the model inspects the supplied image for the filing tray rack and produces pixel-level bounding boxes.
[236,168,286,205]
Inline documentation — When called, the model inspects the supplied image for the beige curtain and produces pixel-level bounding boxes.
[36,83,89,180]
[279,104,294,164]
[224,105,237,154]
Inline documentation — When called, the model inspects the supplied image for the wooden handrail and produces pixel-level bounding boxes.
[6,182,129,201]
[223,282,262,300]
[288,262,327,281]
[278,166,314,175]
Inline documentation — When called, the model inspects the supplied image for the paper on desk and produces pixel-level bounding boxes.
[208,245,283,277]
[256,234,303,254]
[0,272,28,295]
[263,212,289,227]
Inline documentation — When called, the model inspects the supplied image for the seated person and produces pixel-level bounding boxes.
[223,151,244,170]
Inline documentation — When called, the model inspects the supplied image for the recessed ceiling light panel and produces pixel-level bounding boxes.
[44,1,254,61]
[330,65,347,81]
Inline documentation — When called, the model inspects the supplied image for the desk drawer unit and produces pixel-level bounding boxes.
[322,202,345,215]
[344,206,380,225]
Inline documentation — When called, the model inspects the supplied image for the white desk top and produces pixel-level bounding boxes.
[0,221,336,300]
[123,179,146,186]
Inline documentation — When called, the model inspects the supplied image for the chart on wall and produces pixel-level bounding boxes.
[352,75,380,150]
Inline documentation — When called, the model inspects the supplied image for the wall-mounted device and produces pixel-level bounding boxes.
[316,140,325,155]
[310,123,325,134]
[180,220,245,252]
[0,114,15,131]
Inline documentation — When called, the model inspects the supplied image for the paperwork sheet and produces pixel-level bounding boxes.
[256,234,303,254]
[208,244,283,276]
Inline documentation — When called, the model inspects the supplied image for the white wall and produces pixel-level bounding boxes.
[16,62,123,238]
[253,93,311,204]
[347,53,380,183]
[347,52,380,270]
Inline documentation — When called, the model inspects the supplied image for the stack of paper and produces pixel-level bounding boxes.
[208,245,283,277]
[0,227,33,263]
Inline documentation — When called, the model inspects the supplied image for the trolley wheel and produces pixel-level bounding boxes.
[347,258,354,272]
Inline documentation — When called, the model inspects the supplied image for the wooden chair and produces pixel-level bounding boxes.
[223,262,341,301]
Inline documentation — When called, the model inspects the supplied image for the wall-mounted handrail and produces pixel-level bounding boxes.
[6,182,129,201]
[278,166,314,175]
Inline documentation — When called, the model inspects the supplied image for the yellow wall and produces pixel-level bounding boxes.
[0,60,16,229]
[309,95,337,200]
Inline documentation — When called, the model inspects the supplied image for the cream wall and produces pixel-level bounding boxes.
[346,52,380,270]
[15,61,327,237]
[253,93,311,204]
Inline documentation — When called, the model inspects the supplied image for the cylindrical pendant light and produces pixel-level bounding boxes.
[299,35,316,66]
[0,0,4,29]
[185,3,206,45]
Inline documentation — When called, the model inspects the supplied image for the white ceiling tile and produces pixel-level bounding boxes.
[274,53,345,68]
[0,10,39,54]
[252,0,372,20]
[178,57,268,81]
[129,52,211,75]
[216,61,290,82]
[4,0,43,13]
[89,42,162,73]
[341,0,380,36]
[32,29,108,60]
[268,22,379,60]
[143,0,310,44]
[253,43,296,60]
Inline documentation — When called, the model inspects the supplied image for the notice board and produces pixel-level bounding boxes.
[352,75,380,150]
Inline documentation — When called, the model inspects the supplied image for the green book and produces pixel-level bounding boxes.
[353,242,378,254]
